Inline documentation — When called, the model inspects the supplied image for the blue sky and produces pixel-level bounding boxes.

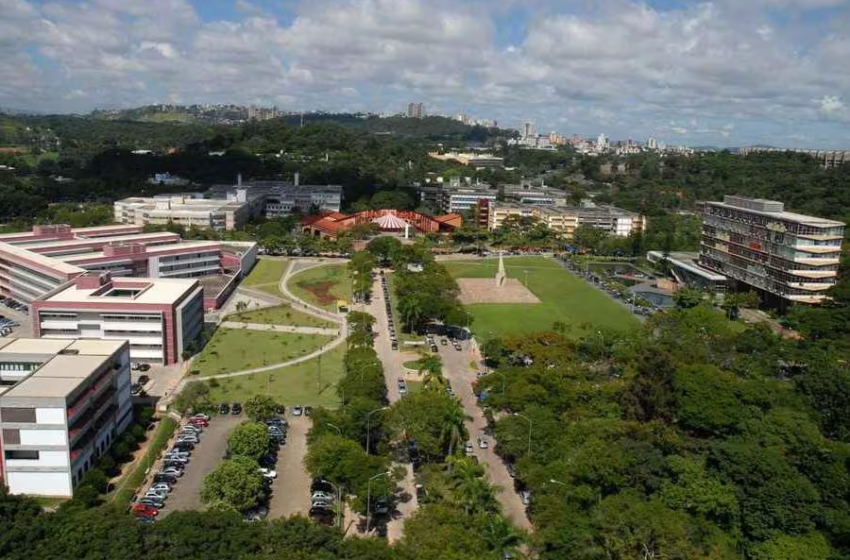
[2,0,850,147]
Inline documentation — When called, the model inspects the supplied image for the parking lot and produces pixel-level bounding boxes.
[268,413,313,518]
[0,299,31,339]
[157,413,242,516]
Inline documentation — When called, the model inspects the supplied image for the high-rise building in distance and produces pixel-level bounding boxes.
[522,122,536,139]
[699,195,845,306]
[407,103,425,118]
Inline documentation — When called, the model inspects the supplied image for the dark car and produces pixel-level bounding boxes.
[154,474,177,485]
[372,498,390,516]
[311,479,335,494]
[137,364,151,372]
[231,403,242,415]
[309,506,335,526]
[219,403,230,415]
[137,375,150,385]
[173,441,194,451]
[304,406,312,417]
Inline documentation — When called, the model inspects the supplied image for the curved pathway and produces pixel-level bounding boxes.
[219,321,338,336]
[169,259,348,397]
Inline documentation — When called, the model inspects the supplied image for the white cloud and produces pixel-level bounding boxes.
[0,0,849,146]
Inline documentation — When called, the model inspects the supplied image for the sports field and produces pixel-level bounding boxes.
[444,256,639,338]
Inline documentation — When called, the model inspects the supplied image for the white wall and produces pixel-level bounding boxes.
[36,407,66,425]
[19,429,66,446]
[7,472,72,497]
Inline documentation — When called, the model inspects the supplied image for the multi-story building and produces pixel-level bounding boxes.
[205,180,343,218]
[699,195,845,305]
[0,224,257,309]
[442,189,498,214]
[31,273,204,365]
[113,191,263,231]
[488,203,646,238]
[427,152,505,169]
[0,338,132,497]
[407,103,425,118]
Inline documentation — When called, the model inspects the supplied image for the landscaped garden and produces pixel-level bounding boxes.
[241,258,288,297]
[193,327,333,377]
[225,304,336,329]
[204,344,345,407]
[287,264,349,310]
[444,256,639,338]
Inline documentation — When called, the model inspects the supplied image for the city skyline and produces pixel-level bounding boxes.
[3,0,850,148]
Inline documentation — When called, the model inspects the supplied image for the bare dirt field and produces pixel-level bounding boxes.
[457,278,541,304]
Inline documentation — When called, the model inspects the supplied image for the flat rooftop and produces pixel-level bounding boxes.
[42,277,199,305]
[0,339,124,399]
[708,200,845,227]
[0,241,86,276]
[19,232,180,252]
[60,240,222,264]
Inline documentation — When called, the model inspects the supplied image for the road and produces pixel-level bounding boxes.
[363,272,419,542]
[269,414,313,519]
[438,333,533,531]
[158,414,242,516]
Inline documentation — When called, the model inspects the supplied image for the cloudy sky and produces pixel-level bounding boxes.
[2,0,850,147]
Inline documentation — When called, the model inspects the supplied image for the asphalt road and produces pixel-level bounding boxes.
[438,333,533,531]
[158,413,242,516]
[268,413,313,519]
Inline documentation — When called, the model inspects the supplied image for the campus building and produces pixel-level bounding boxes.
[699,195,845,305]
[0,224,257,310]
[31,273,203,366]
[302,209,462,240]
[488,203,646,238]
[205,180,344,218]
[0,338,132,497]
[113,191,262,231]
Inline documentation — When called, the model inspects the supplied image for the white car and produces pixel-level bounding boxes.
[160,467,183,477]
[464,442,474,455]
[258,468,277,479]
[150,483,171,493]
[477,436,489,449]
[146,489,168,499]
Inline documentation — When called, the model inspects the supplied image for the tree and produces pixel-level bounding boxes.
[441,400,469,458]
[227,421,271,461]
[201,456,265,512]
[573,224,608,254]
[673,286,704,309]
[366,236,403,264]
[243,395,280,422]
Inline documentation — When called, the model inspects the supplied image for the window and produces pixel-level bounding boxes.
[1,407,36,423]
[4,450,39,460]
[2,428,20,445]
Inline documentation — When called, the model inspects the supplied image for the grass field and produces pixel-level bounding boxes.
[444,256,639,338]
[287,264,349,310]
[205,344,345,408]
[226,304,336,329]
[242,258,288,297]
[194,328,333,377]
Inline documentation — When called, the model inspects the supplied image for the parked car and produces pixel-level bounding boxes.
[137,364,151,372]
[154,474,177,485]
[190,413,210,422]
[311,491,334,501]
[150,483,171,493]
[519,490,531,506]
[464,441,474,455]
[188,418,209,427]
[162,461,186,470]
[304,406,312,416]
[258,468,277,479]
[231,402,242,415]
[138,497,165,509]
[219,403,230,415]
[477,436,488,449]
[132,504,159,516]
[173,442,194,451]
[137,375,150,385]
[243,505,269,522]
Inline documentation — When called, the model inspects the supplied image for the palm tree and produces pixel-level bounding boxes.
[449,458,497,515]
[418,354,444,390]
[398,295,424,333]
[440,401,468,459]
[482,515,524,557]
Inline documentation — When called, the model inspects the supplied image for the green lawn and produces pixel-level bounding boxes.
[226,304,336,329]
[193,328,333,377]
[444,256,639,339]
[242,258,288,297]
[205,344,345,408]
[287,264,349,310]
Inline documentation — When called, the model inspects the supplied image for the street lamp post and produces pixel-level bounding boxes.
[324,479,343,528]
[366,406,389,455]
[327,422,342,436]
[366,471,391,533]
[514,412,532,458]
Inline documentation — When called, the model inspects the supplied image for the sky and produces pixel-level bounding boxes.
[2,0,850,147]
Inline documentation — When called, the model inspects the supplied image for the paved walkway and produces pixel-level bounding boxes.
[220,321,339,336]
[168,259,347,398]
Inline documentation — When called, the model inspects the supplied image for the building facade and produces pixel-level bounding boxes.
[32,273,204,365]
[0,338,132,497]
[113,192,262,231]
[488,203,646,238]
[0,224,256,309]
[699,195,845,304]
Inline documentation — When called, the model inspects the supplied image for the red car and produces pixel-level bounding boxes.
[132,504,159,517]
[188,418,208,427]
